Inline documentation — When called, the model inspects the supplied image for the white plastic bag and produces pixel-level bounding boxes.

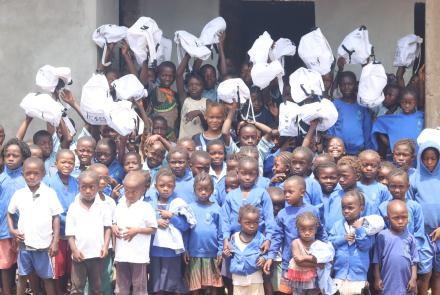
[289,67,324,103]
[393,34,423,67]
[104,100,138,136]
[80,73,113,125]
[217,78,250,104]
[126,17,163,65]
[36,65,72,93]
[337,26,372,65]
[111,74,147,101]
[251,60,284,91]
[92,24,128,66]
[278,101,300,137]
[247,31,273,64]
[157,37,172,64]
[299,98,338,131]
[199,17,227,46]
[417,128,440,147]
[298,28,334,75]
[357,62,387,108]
[20,93,65,127]
[269,38,296,67]
[174,30,211,66]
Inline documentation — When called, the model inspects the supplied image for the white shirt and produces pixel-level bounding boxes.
[209,163,227,185]
[8,183,63,249]
[65,195,112,259]
[114,199,157,263]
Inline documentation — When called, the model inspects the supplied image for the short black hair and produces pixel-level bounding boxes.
[32,130,52,144]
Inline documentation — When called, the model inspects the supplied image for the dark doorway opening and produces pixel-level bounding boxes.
[220,0,315,76]
[414,2,425,73]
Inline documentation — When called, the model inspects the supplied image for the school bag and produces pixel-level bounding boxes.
[251,60,284,92]
[80,73,113,125]
[20,93,65,127]
[35,65,72,93]
[247,31,273,65]
[393,34,423,68]
[199,16,227,46]
[217,78,250,104]
[337,26,373,65]
[417,128,440,147]
[92,24,128,66]
[174,30,211,67]
[269,38,296,67]
[126,17,163,66]
[289,67,324,103]
[104,100,138,136]
[111,74,147,101]
[298,28,334,75]
[299,98,338,132]
[278,101,300,137]
[156,37,172,64]
[357,62,387,108]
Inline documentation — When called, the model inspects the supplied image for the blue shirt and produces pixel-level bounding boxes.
[188,202,223,258]
[327,99,372,155]
[320,188,345,234]
[230,231,267,276]
[175,169,195,204]
[108,158,125,184]
[263,149,280,179]
[357,181,392,215]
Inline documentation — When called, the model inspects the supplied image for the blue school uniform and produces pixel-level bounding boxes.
[263,149,280,179]
[142,161,161,186]
[305,176,323,206]
[269,204,327,272]
[320,188,345,234]
[107,158,125,185]
[221,186,275,241]
[373,229,419,295]
[327,99,372,155]
[371,111,424,153]
[211,178,226,206]
[175,169,195,204]
[329,219,375,281]
[256,176,270,189]
[188,202,223,258]
[44,173,79,236]
[230,231,267,275]
[357,181,392,215]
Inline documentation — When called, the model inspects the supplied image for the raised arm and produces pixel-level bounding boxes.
[302,119,318,148]
[16,116,33,140]
[176,53,191,105]
[217,32,227,78]
[97,43,116,73]
[121,40,137,76]
[396,66,406,88]
[59,89,86,124]
[221,100,238,146]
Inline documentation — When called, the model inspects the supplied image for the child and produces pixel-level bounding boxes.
[177,137,197,157]
[329,190,375,295]
[150,168,193,295]
[192,103,227,151]
[357,150,392,215]
[377,161,395,187]
[325,136,346,163]
[33,130,58,176]
[185,172,223,294]
[141,140,166,186]
[45,149,79,294]
[373,200,418,295]
[225,204,267,295]
[0,138,31,295]
[7,157,63,295]
[393,139,416,175]
[270,152,292,188]
[285,212,322,294]
[151,115,176,142]
[238,146,271,189]
[113,171,157,295]
[72,136,96,178]
[167,147,194,204]
[190,150,211,177]
[372,87,424,158]
[29,144,44,159]
[242,86,276,128]
[122,151,142,173]
[95,138,125,185]
[207,139,227,185]
[327,71,372,155]
[373,84,402,117]
[337,156,360,193]
[213,170,239,207]
[65,170,112,295]
[226,153,240,172]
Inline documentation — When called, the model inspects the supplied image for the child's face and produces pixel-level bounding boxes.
[100,126,118,140]
[317,167,339,195]
[152,120,168,138]
[338,165,358,191]
[388,175,409,201]
[23,163,44,190]
[383,87,400,109]
[239,212,259,236]
[225,175,239,193]
[321,73,333,92]
[239,126,258,147]
[377,167,393,187]
[145,142,165,169]
[291,152,310,176]
[35,136,53,159]
[297,219,317,243]
[393,144,414,170]
[226,159,239,172]
[388,203,409,233]
[422,148,439,173]
[94,167,110,191]
[95,144,114,166]
[158,66,175,88]
[124,178,144,204]
[190,158,211,177]
[359,154,380,181]
[169,152,188,178]
[178,141,196,157]
[123,155,141,173]
[327,138,345,160]
[238,161,258,190]
[207,144,225,168]
[273,157,289,175]
[400,94,417,114]
[284,180,305,206]
[187,77,203,99]
[75,141,95,167]
[56,153,75,176]
[203,67,217,90]
[195,180,213,203]
[155,175,175,200]
[341,195,363,223]
[4,144,23,170]
[250,93,263,114]
[79,177,99,204]
[30,147,43,159]
[339,76,356,98]
[205,107,225,132]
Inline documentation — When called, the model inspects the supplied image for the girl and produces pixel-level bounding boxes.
[177,137,196,158]
[393,138,417,175]
[286,212,321,294]
[270,151,292,188]
[373,84,402,118]
[329,190,374,295]
[95,138,125,185]
[192,103,227,151]
[185,172,223,294]
[122,151,142,173]
[177,54,209,139]
[377,161,395,187]
[325,137,346,163]
[0,138,31,295]
[238,146,271,189]
[150,168,193,295]
[207,139,227,186]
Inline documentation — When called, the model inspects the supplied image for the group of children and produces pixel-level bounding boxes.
[0,16,437,295]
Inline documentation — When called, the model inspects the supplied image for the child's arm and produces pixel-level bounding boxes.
[217,32,227,78]
[417,64,425,110]
[328,224,348,248]
[100,226,111,258]
[407,264,417,293]
[292,240,317,267]
[376,133,390,159]
[221,197,233,256]
[68,236,85,262]
[352,219,375,251]
[16,116,33,140]
[176,53,191,106]
[121,226,157,242]
[49,215,60,257]
[216,212,224,266]
[120,40,137,76]
[59,89,87,124]
[58,119,73,149]
[302,119,318,148]
[396,66,406,88]
[145,134,172,151]
[260,191,275,253]
[116,135,128,163]
[97,43,115,72]
[7,212,23,243]
[373,263,384,291]
[221,100,238,146]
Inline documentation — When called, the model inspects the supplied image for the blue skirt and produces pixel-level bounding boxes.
[150,256,187,293]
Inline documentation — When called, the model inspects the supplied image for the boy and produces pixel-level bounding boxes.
[8,157,63,295]
[142,140,166,186]
[113,171,157,295]
[72,136,96,178]
[33,130,58,177]
[65,170,112,295]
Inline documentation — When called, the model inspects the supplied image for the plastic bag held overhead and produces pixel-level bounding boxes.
[36,65,72,93]
[217,78,250,104]
[289,67,324,104]
[199,17,227,46]
[111,74,148,101]
[337,26,373,65]
[20,93,65,127]
[92,24,128,66]
[174,30,211,66]
[104,100,138,136]
[247,31,273,65]
[298,28,334,75]
[80,73,113,125]
[357,62,387,108]
[393,34,423,67]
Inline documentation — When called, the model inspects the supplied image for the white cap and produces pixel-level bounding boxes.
[278,101,300,137]
[174,30,211,66]
[247,31,273,64]
[80,73,113,125]
[417,128,440,147]
[126,17,163,66]
[157,37,173,64]
[289,67,324,103]
[217,78,250,104]
[298,28,334,75]
[35,65,72,93]
[362,215,385,236]
[111,74,147,101]
[299,98,338,131]
[92,24,127,48]
[393,34,423,67]
[357,62,387,108]
[337,26,373,65]
[199,17,227,46]
[20,93,65,127]
[269,38,296,66]
[104,100,138,136]
[251,60,284,91]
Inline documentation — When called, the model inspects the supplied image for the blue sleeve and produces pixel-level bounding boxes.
[354,227,375,252]
[371,116,388,150]
[262,191,275,241]
[268,214,283,259]
[329,224,346,248]
[170,215,189,232]
[413,205,426,246]
[410,235,420,264]
[216,211,223,256]
[381,189,393,204]
[363,108,373,149]
[221,197,232,240]
[372,233,383,264]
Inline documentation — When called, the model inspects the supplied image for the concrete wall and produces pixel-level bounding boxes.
[0,0,118,140]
